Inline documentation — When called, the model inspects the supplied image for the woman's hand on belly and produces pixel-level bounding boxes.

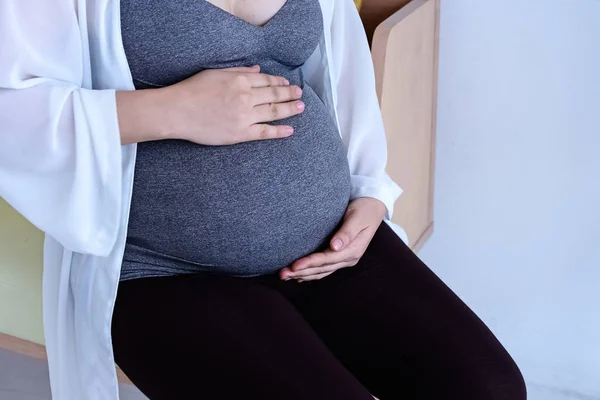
[118,65,305,145]
[164,65,307,144]
[279,198,387,282]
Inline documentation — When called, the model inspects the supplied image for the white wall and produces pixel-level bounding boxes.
[419,0,600,399]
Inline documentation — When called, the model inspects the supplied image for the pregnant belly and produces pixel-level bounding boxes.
[125,85,352,276]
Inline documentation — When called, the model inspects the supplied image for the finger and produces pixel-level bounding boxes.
[253,100,305,123]
[289,249,352,273]
[247,73,290,88]
[245,124,294,142]
[252,85,303,106]
[298,271,336,282]
[291,262,350,279]
[330,211,369,252]
[297,262,351,281]
[222,65,261,72]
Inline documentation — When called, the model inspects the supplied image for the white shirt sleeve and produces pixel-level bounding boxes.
[329,0,403,220]
[0,1,123,256]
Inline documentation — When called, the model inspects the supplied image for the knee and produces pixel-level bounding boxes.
[483,356,527,400]
[503,363,527,400]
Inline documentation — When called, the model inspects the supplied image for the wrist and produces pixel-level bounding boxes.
[116,88,176,144]
[372,199,387,221]
[146,87,178,141]
[350,197,386,219]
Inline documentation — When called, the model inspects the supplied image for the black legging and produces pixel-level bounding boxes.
[112,222,526,399]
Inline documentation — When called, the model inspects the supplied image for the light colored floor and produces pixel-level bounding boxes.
[1,349,597,400]
[0,349,147,400]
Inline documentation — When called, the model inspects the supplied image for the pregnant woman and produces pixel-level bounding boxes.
[0,0,526,399]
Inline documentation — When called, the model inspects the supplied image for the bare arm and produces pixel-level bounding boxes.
[116,88,171,145]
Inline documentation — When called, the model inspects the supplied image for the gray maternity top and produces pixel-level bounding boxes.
[120,0,352,280]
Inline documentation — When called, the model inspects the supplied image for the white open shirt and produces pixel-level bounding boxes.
[0,0,405,398]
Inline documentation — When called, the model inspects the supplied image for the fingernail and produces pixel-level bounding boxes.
[284,79,290,85]
[332,238,343,251]
[284,127,294,135]
[297,101,305,110]
[296,87,303,96]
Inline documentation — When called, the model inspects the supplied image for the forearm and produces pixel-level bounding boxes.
[116,88,174,145]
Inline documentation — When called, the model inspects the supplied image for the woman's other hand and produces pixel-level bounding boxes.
[279,197,386,282]
[117,65,304,145]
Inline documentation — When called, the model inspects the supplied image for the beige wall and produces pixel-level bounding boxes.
[0,199,44,344]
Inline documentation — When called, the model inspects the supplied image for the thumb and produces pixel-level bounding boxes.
[330,210,364,251]
[222,65,261,73]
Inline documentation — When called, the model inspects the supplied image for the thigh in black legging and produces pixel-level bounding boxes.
[111,273,374,400]
[289,222,527,400]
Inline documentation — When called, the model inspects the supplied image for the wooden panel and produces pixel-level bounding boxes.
[360,0,412,45]
[371,0,439,251]
[427,0,440,252]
